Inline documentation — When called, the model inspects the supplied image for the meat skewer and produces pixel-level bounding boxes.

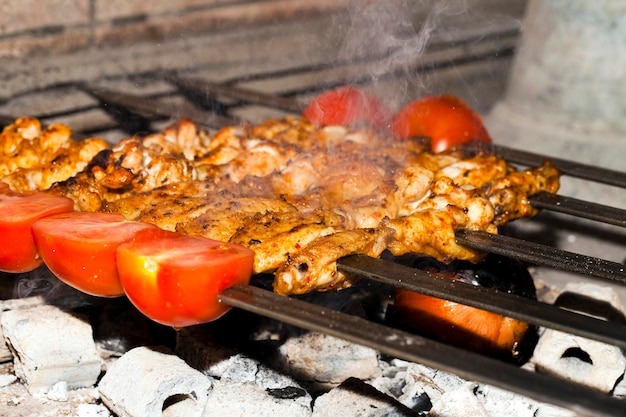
[1,115,562,295]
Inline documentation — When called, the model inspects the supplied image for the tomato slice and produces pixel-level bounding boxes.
[116,228,255,327]
[393,288,529,358]
[390,94,492,152]
[388,255,537,361]
[0,188,74,273]
[32,212,158,297]
[302,86,391,129]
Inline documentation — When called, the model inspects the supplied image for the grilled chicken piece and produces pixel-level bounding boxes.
[436,154,509,188]
[486,160,560,225]
[0,117,109,191]
[387,176,498,263]
[103,179,297,242]
[50,122,201,211]
[230,209,345,273]
[175,197,297,243]
[274,225,394,295]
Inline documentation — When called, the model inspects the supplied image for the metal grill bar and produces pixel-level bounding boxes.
[456,229,626,285]
[219,285,624,417]
[165,73,303,114]
[165,20,518,103]
[529,191,626,227]
[337,255,626,349]
[220,19,520,88]
[81,85,238,130]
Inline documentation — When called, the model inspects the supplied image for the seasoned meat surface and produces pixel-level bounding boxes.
[0,117,109,192]
[0,117,560,295]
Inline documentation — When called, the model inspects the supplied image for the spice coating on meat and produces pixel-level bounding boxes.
[0,117,109,192]
[0,117,560,295]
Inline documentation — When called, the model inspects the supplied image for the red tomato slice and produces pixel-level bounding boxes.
[393,288,529,358]
[390,94,492,152]
[32,212,158,297]
[116,228,255,327]
[0,189,74,273]
[302,86,391,129]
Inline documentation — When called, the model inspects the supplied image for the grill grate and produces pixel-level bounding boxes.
[1,19,625,417]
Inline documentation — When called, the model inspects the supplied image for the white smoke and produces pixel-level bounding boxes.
[15,267,101,309]
[337,0,475,108]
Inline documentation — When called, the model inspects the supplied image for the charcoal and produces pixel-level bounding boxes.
[0,304,102,397]
[276,331,380,385]
[312,377,416,417]
[98,346,212,417]
[0,296,45,363]
[203,379,312,417]
[531,283,626,393]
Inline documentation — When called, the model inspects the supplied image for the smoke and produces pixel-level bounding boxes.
[15,267,103,310]
[337,0,471,108]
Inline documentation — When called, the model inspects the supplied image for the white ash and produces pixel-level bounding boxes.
[0,366,102,417]
[98,346,212,417]
[531,283,626,393]
[430,385,491,417]
[0,374,17,387]
[46,380,69,402]
[371,359,470,411]
[0,304,102,397]
[369,359,577,417]
[475,385,574,417]
[175,325,305,390]
[312,377,416,417]
[203,379,312,417]
[0,296,45,363]
[175,324,314,415]
[276,331,381,385]
[76,403,113,417]
[212,353,305,389]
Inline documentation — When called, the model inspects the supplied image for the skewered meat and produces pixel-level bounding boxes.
[0,117,109,192]
[0,117,560,296]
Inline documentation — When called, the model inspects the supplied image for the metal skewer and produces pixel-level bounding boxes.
[528,191,626,227]
[455,229,626,285]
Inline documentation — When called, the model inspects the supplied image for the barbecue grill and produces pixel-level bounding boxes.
[1,2,625,417]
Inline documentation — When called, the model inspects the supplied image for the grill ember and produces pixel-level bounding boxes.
[1,115,559,297]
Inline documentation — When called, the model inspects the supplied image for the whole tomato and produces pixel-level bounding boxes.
[302,86,391,129]
[391,94,492,152]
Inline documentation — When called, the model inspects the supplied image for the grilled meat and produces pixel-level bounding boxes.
[0,117,109,191]
[48,119,204,211]
[1,117,560,295]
